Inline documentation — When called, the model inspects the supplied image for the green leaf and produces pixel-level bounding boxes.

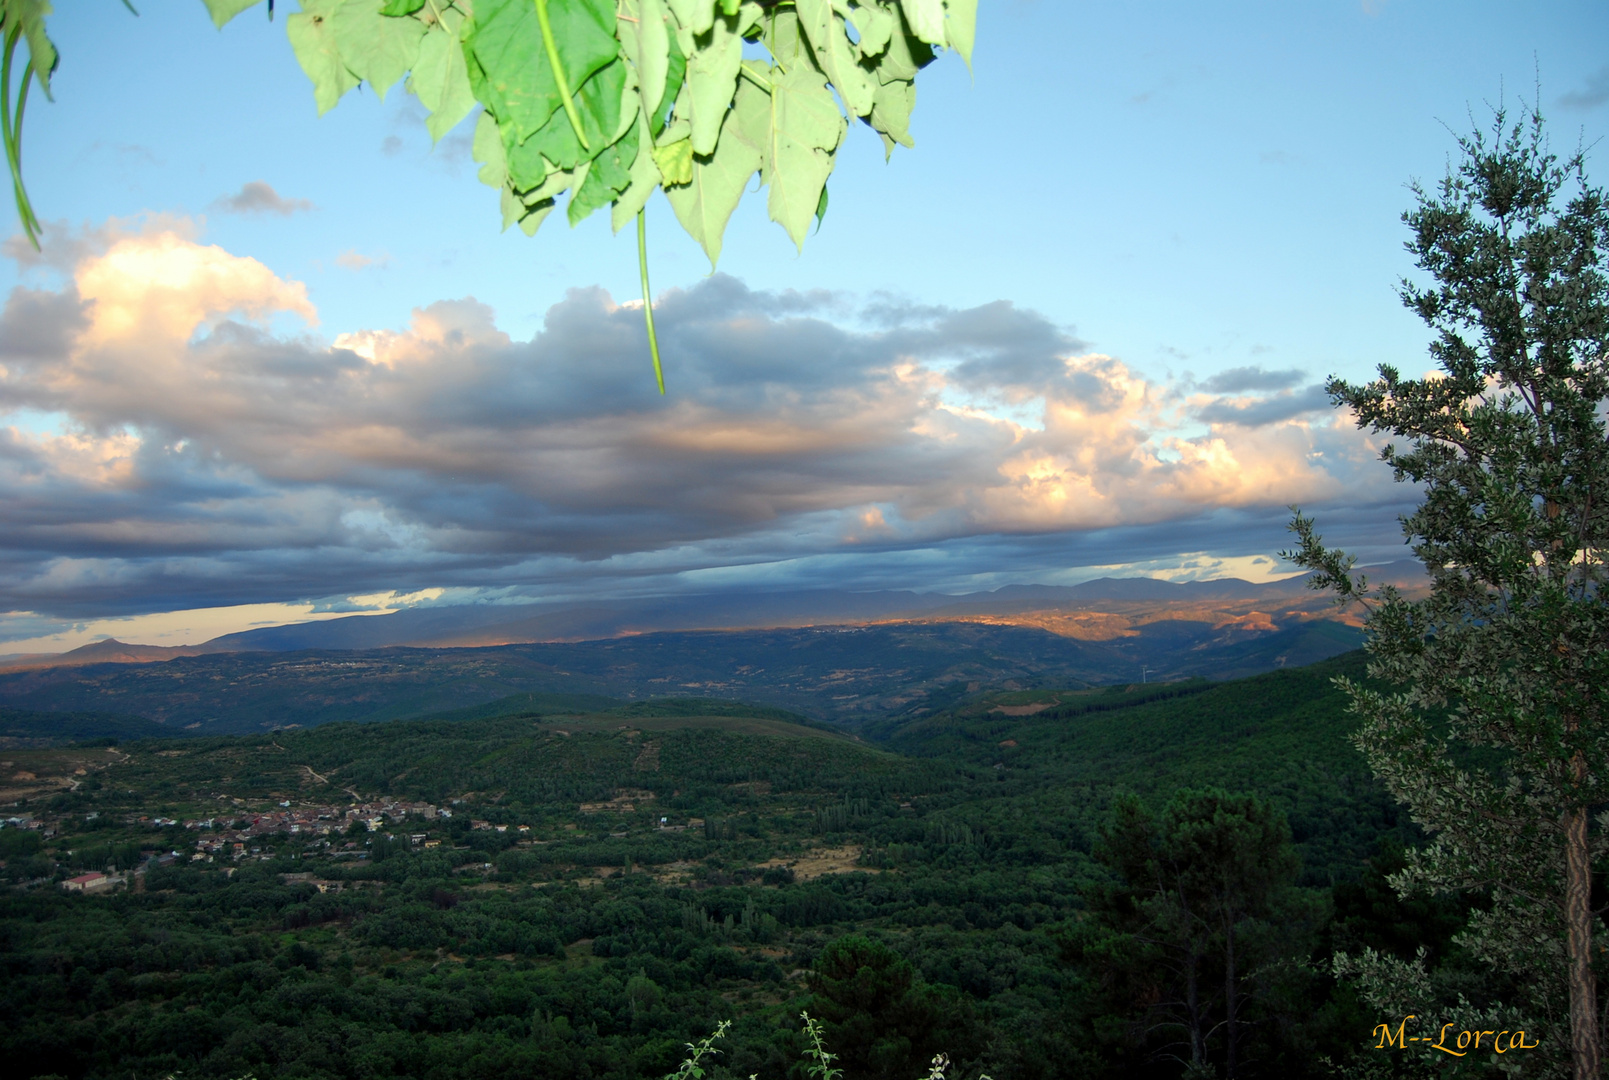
[329,0,426,101]
[844,1,894,59]
[796,0,873,117]
[501,159,579,232]
[472,108,506,188]
[652,137,693,185]
[664,79,766,267]
[286,1,360,115]
[612,113,664,232]
[943,0,975,66]
[463,0,617,144]
[867,76,913,152]
[569,122,639,226]
[666,0,715,42]
[763,64,843,249]
[869,11,935,84]
[619,0,671,121]
[654,29,687,136]
[500,57,626,182]
[409,13,477,140]
[762,8,806,71]
[814,181,828,230]
[684,9,743,156]
[202,0,264,30]
[898,0,944,46]
[378,0,423,14]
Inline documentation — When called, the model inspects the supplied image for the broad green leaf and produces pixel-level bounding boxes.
[202,0,263,30]
[463,0,617,144]
[500,58,626,180]
[842,1,894,59]
[664,80,766,267]
[472,109,506,188]
[409,15,478,140]
[569,123,639,226]
[518,201,556,236]
[814,181,828,229]
[867,76,914,153]
[329,0,427,101]
[763,64,843,249]
[612,114,664,232]
[666,0,714,39]
[500,158,578,231]
[898,0,945,47]
[943,0,975,66]
[287,2,360,115]
[869,11,935,84]
[653,30,687,136]
[796,0,873,117]
[652,138,693,185]
[762,8,806,71]
[619,0,671,121]
[379,0,424,14]
[684,10,743,156]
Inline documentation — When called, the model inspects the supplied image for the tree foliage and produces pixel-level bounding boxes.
[0,0,976,387]
[1286,102,1609,1079]
[1075,789,1307,1079]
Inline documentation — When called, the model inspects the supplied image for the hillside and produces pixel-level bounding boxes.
[0,620,1365,736]
[0,654,1426,1080]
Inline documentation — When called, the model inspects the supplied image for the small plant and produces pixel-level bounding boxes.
[665,1019,732,1080]
[664,1012,984,1080]
[800,1011,843,1080]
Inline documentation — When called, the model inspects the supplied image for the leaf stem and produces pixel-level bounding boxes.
[534,0,591,152]
[637,207,665,394]
[1,26,41,250]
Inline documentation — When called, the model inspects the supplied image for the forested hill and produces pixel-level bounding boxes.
[0,619,1365,736]
[0,650,1452,1080]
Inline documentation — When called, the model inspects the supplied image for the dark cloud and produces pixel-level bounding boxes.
[210,181,315,217]
[1195,384,1332,426]
[1560,66,1609,111]
[0,286,87,364]
[1201,365,1307,393]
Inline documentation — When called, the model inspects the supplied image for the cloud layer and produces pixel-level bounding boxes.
[0,222,1406,625]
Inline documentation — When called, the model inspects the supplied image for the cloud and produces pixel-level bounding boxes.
[210,181,315,217]
[1194,384,1332,426]
[0,223,1401,624]
[1201,365,1306,393]
[335,249,389,271]
[1560,66,1609,111]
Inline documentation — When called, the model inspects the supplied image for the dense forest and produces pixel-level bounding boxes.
[0,652,1548,1078]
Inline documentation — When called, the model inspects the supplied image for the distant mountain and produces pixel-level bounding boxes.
[186,560,1426,655]
[0,638,215,672]
[0,618,1366,735]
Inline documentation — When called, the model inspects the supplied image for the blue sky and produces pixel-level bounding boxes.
[1,1,1606,653]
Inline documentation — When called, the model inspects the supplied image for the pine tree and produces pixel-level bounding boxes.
[1287,102,1609,1079]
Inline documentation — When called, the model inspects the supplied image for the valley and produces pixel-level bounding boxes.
[0,651,1450,1080]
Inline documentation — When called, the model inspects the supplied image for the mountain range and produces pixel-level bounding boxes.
[3,561,1425,672]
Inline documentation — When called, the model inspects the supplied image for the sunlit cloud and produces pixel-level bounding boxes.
[0,220,1404,643]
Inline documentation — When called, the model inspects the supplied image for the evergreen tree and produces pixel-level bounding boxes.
[1287,102,1609,1079]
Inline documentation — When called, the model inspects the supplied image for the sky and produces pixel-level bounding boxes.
[1,1,1606,655]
